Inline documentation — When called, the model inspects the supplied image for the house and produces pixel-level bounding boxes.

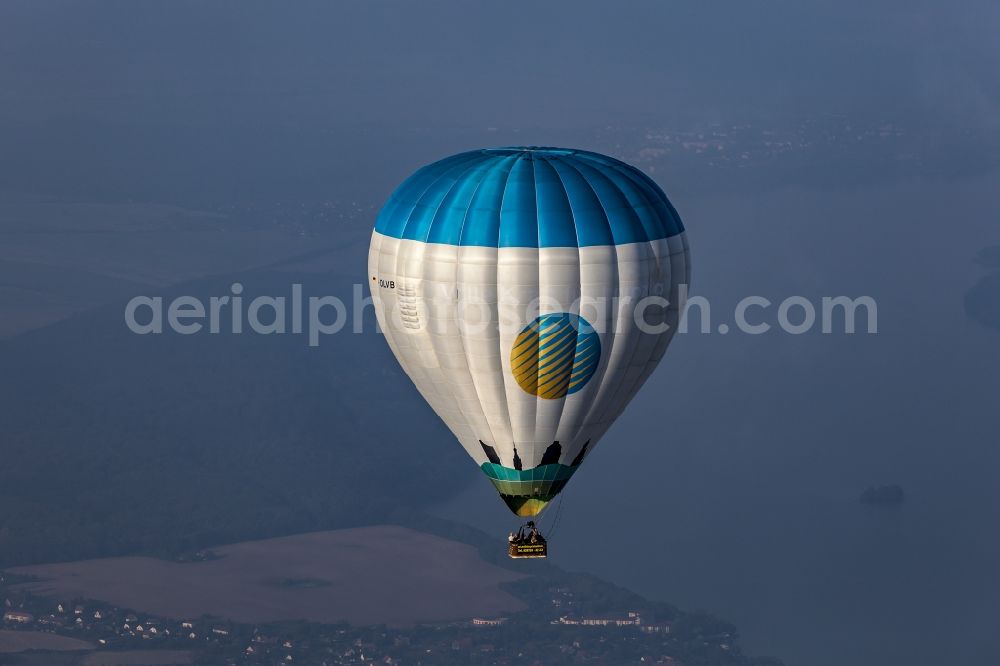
[580,616,640,627]
[3,611,34,624]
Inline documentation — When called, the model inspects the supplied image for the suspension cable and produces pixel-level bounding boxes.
[545,493,566,540]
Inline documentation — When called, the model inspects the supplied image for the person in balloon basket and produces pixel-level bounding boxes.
[510,522,545,546]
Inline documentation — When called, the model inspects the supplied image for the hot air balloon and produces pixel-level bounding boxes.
[368,147,689,555]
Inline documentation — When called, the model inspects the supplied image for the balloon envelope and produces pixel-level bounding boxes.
[368,147,689,516]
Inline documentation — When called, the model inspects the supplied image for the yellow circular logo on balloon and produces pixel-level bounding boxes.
[511,313,601,399]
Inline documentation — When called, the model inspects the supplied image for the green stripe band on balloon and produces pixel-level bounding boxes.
[480,462,581,517]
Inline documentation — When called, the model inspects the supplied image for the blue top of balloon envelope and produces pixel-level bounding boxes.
[374,147,684,248]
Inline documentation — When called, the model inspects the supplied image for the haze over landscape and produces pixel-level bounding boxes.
[1,2,999,666]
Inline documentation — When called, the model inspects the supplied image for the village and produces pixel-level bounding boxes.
[1,572,762,666]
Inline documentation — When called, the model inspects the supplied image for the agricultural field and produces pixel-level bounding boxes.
[0,630,92,653]
[9,526,527,627]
